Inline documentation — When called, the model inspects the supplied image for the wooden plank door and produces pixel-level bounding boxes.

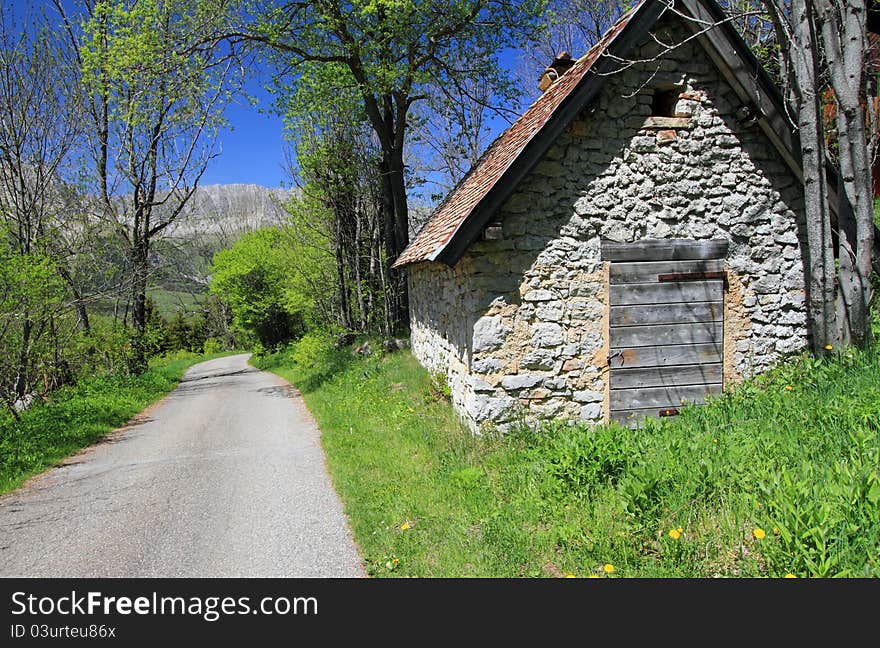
[602,239,727,425]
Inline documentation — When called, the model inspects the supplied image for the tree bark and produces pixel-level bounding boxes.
[815,0,873,346]
[57,265,91,334]
[789,0,839,352]
[14,317,32,401]
[387,143,410,328]
[334,220,352,330]
[352,201,367,330]
[129,237,149,374]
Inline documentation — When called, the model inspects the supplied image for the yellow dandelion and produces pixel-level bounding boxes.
[785,385,793,391]
[753,527,766,540]
[603,563,615,574]
[564,573,576,578]
[713,438,718,443]
[784,573,797,578]
[669,528,682,540]
[773,527,780,536]
[588,574,602,578]
[400,522,411,530]
[824,344,833,350]
[392,558,400,564]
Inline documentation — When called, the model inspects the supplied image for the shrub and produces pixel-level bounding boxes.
[202,337,226,355]
[292,331,335,370]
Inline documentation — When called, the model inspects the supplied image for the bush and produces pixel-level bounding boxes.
[209,228,314,348]
[291,331,335,370]
[202,337,226,355]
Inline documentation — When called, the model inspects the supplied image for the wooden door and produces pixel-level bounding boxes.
[602,239,727,425]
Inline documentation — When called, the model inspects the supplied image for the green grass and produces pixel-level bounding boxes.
[0,351,228,495]
[256,333,880,578]
[88,288,203,319]
[147,287,203,318]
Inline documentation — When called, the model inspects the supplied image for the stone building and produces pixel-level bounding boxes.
[393,0,828,432]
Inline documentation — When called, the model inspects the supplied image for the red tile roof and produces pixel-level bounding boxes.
[393,3,642,268]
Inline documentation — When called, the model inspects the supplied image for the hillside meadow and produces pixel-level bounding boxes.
[256,330,880,579]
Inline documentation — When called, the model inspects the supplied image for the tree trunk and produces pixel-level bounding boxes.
[334,222,351,331]
[367,211,379,331]
[15,317,32,401]
[58,265,91,334]
[388,145,410,329]
[375,220,393,339]
[129,238,149,374]
[793,0,839,352]
[72,297,91,335]
[353,202,367,331]
[816,0,873,346]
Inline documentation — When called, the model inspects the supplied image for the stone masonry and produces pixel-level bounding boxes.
[407,14,809,433]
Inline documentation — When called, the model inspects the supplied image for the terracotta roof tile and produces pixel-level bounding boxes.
[393,3,641,268]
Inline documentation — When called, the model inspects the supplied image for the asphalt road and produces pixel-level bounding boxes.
[0,354,365,577]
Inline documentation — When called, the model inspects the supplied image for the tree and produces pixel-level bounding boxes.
[53,0,242,371]
[278,61,394,336]
[209,227,316,348]
[813,0,874,346]
[245,0,547,327]
[0,5,83,404]
[515,0,626,95]
[764,0,839,351]
[409,66,499,203]
[0,244,65,414]
[764,0,874,349]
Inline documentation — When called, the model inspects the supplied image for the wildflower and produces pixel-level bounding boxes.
[824,344,833,350]
[669,528,682,540]
[603,563,615,574]
[400,522,411,530]
[753,528,766,540]
[773,527,780,536]
[713,438,718,443]
[564,573,576,578]
[784,573,797,578]
[588,574,601,579]
[785,385,793,391]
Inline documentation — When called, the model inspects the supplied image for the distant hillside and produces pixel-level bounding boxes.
[149,183,297,317]
[165,183,296,241]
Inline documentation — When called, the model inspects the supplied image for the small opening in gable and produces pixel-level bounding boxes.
[651,88,681,117]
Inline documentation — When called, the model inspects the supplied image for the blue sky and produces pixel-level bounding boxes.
[205,51,533,191]
[23,1,539,192]
[202,77,289,188]
[17,0,288,189]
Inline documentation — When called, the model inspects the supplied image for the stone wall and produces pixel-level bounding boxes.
[407,13,809,433]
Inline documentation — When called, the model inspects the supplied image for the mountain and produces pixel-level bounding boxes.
[150,183,297,315]
[165,183,296,241]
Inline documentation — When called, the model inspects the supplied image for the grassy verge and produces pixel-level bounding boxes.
[256,333,879,578]
[147,287,203,318]
[0,351,230,495]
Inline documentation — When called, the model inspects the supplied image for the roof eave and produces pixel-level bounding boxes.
[399,0,878,273]
[678,0,879,273]
[431,0,669,268]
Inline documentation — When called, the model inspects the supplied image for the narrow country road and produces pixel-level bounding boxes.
[0,354,365,577]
